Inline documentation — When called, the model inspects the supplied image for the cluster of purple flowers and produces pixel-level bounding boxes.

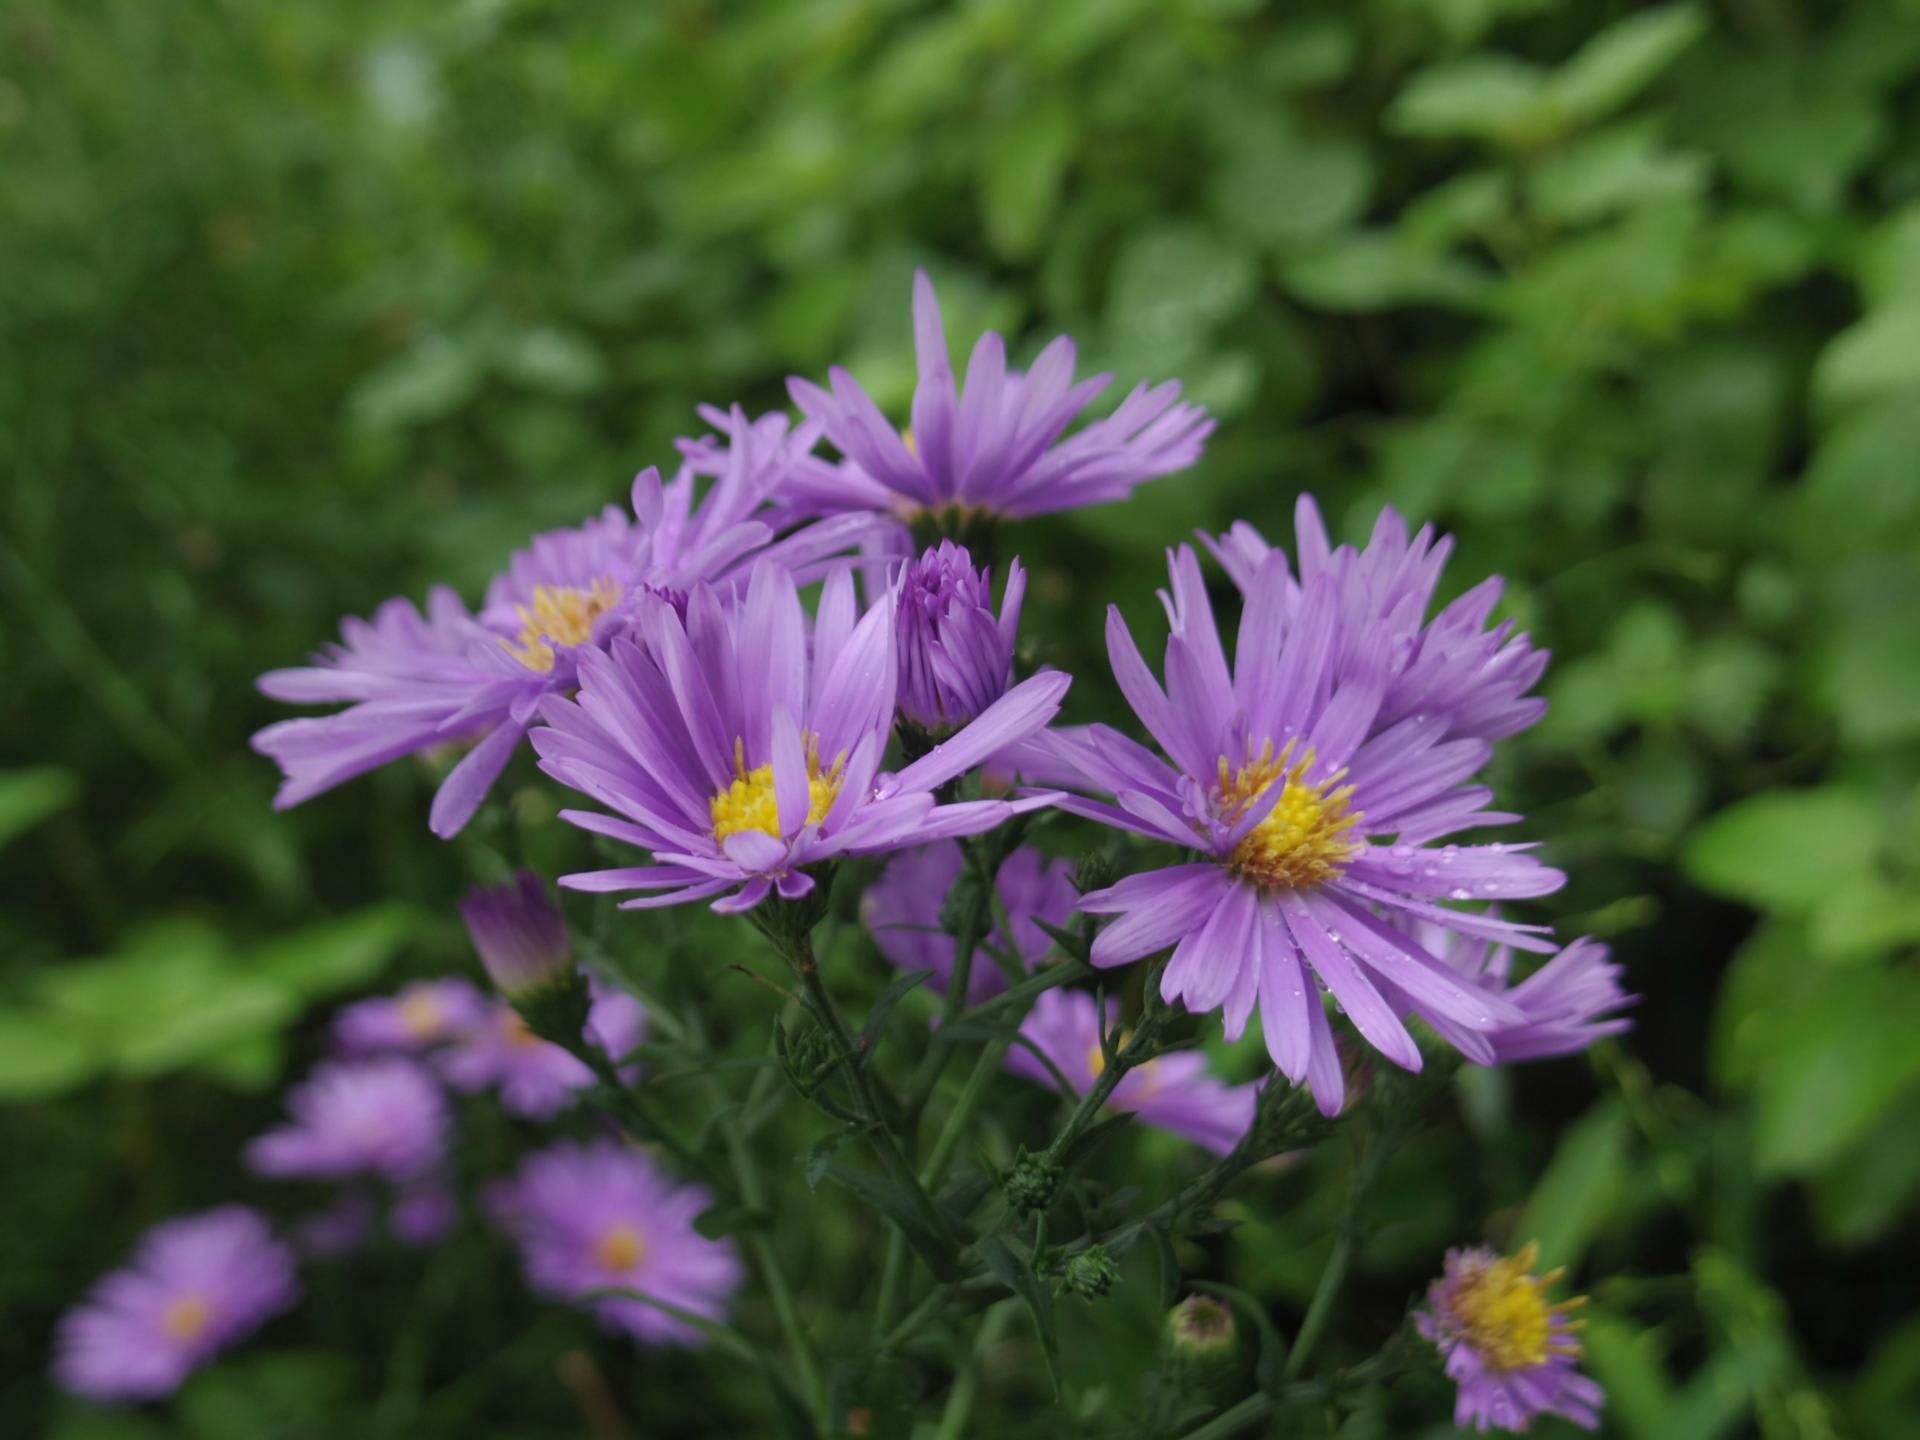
[57,270,1632,1431]
[55,875,736,1404]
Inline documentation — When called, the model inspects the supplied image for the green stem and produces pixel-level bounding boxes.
[1177,1392,1277,1440]
[1280,1231,1351,1384]
[903,838,1000,1121]
[792,935,960,1270]
[711,1091,827,1427]
[933,1301,1014,1440]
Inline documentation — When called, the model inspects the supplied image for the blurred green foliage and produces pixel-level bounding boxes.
[4,0,1918,1435]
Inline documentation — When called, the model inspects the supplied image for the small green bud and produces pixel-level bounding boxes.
[778,1016,840,1095]
[1072,849,1122,896]
[1056,1245,1120,1300]
[1002,1147,1061,1215]
[1161,1295,1245,1399]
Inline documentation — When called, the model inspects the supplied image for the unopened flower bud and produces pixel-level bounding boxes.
[1162,1295,1246,1398]
[1056,1246,1120,1300]
[1002,1148,1060,1215]
[461,871,573,1000]
[895,542,1025,738]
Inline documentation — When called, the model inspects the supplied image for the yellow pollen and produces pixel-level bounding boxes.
[1218,739,1362,891]
[161,1295,214,1343]
[710,736,844,843]
[501,578,623,672]
[1453,1241,1585,1373]
[594,1223,647,1272]
[398,991,442,1041]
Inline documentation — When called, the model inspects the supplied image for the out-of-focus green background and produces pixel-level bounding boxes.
[4,1,1919,1435]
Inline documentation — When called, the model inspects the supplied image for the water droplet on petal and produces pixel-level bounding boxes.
[1449,887,1471,901]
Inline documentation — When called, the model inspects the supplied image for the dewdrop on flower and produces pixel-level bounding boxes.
[1418,1241,1604,1432]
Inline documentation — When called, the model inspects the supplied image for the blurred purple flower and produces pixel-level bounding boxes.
[333,977,487,1055]
[895,541,1027,736]
[253,450,878,838]
[54,1207,299,1402]
[246,1057,448,1184]
[785,270,1213,525]
[460,870,572,998]
[863,841,1076,1006]
[1202,497,1548,746]
[440,980,645,1120]
[531,563,1067,915]
[1008,989,1258,1155]
[1037,538,1563,1114]
[490,1139,743,1347]
[1418,1241,1603,1432]
[1417,923,1634,1063]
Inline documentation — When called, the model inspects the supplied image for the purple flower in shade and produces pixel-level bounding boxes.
[863,841,1077,1006]
[1039,540,1565,1115]
[1008,989,1258,1156]
[440,981,646,1120]
[1416,922,1635,1063]
[490,1139,743,1347]
[895,541,1027,736]
[1418,1241,1604,1432]
[460,870,572,998]
[784,270,1214,527]
[53,1207,299,1402]
[246,1057,448,1184]
[252,447,878,839]
[531,561,1069,915]
[391,1178,457,1247]
[332,977,488,1055]
[292,1191,376,1260]
[1201,497,1549,746]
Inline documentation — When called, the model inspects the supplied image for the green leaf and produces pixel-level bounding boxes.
[177,1351,358,1440]
[1515,1097,1630,1272]
[346,333,484,432]
[980,100,1074,262]
[1210,136,1372,249]
[496,326,608,395]
[1283,232,1492,312]
[1106,223,1258,357]
[248,903,421,999]
[1388,56,1549,145]
[1529,124,1708,226]
[857,968,933,1065]
[976,1235,1060,1397]
[1681,787,1883,913]
[821,1161,956,1280]
[1581,1312,1678,1439]
[0,766,78,851]
[1816,607,1920,745]
[1551,5,1708,125]
[1810,1101,1920,1246]
[1814,305,1920,410]
[1751,965,1920,1176]
[0,1011,99,1101]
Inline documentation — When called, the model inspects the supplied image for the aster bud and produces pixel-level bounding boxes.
[1056,1245,1120,1300]
[1161,1295,1247,1400]
[894,542,1026,739]
[1002,1147,1060,1215]
[461,872,589,1046]
[1072,848,1123,896]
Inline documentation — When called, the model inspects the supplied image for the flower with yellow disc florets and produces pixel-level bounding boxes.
[1418,1241,1604,1432]
[1034,534,1567,1116]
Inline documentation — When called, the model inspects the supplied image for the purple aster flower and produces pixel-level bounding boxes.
[1202,497,1549,745]
[531,561,1069,914]
[1418,1241,1604,1432]
[1417,923,1635,1063]
[246,1057,448,1184]
[1008,989,1258,1155]
[332,977,487,1055]
[460,870,572,998]
[391,1177,457,1247]
[440,980,646,1120]
[292,1191,376,1260]
[863,841,1077,1005]
[1040,540,1564,1115]
[53,1207,299,1402]
[895,541,1028,737]
[253,446,878,838]
[784,270,1213,526]
[490,1139,743,1346]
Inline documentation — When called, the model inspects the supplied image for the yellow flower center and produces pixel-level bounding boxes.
[501,578,623,672]
[710,737,844,843]
[161,1295,215,1342]
[1086,1033,1160,1099]
[398,991,442,1041]
[1218,740,1362,891]
[594,1223,647,1272]
[1453,1241,1585,1372]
